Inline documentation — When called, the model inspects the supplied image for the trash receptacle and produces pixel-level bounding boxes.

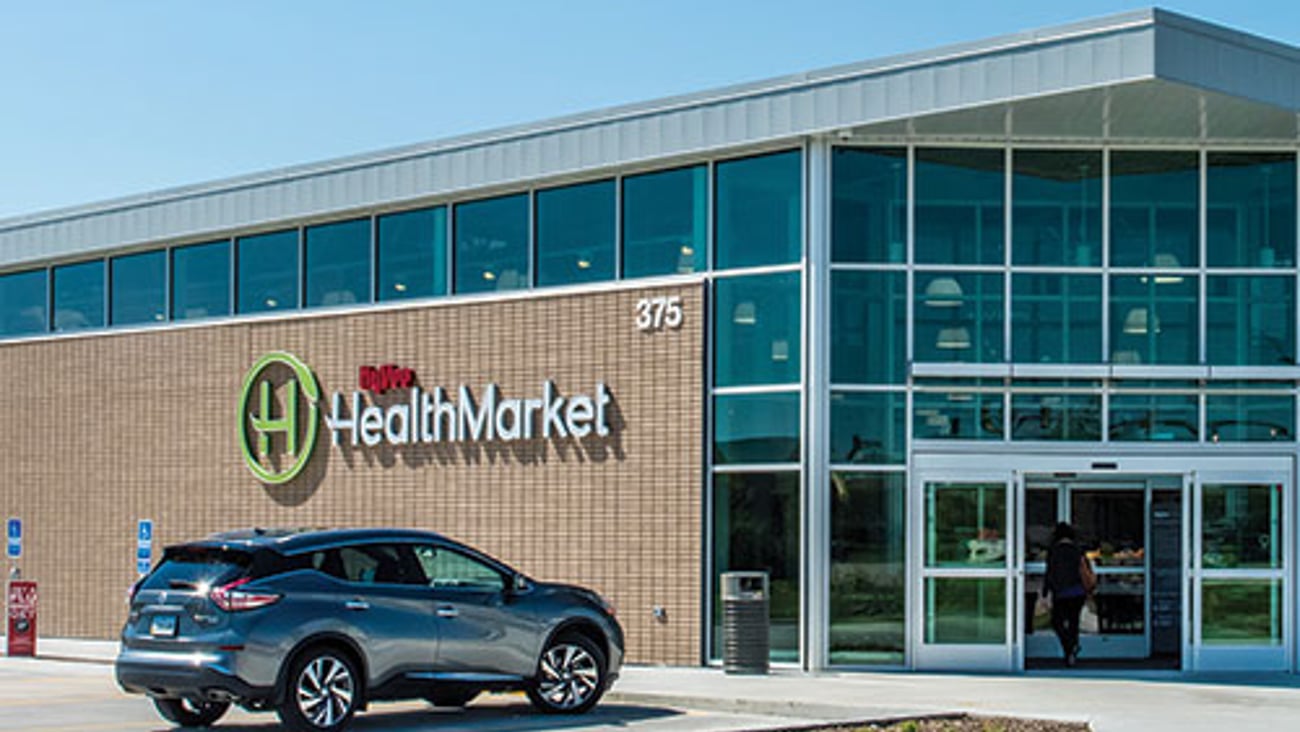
[721,571,768,674]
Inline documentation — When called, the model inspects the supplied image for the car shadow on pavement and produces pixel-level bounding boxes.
[168,702,683,731]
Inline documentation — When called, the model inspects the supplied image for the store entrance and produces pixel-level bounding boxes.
[1023,475,1183,669]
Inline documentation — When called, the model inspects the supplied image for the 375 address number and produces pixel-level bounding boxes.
[635,296,683,331]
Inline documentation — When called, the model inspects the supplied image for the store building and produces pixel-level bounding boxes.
[4,8,1300,672]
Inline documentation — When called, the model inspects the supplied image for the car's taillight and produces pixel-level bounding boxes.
[210,577,281,612]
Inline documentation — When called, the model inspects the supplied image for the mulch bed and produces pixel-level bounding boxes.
[778,715,1090,732]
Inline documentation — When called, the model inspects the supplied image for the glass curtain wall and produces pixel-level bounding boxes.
[829,147,908,665]
[710,149,803,664]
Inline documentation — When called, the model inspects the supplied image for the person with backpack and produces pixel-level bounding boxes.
[1042,522,1095,666]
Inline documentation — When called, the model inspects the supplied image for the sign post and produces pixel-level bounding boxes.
[136,520,153,576]
[5,518,18,560]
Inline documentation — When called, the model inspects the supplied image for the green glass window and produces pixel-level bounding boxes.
[1109,275,1198,365]
[913,387,1004,440]
[714,392,800,465]
[621,166,706,277]
[1201,579,1283,646]
[1110,151,1199,269]
[830,391,905,465]
[714,150,802,269]
[1011,273,1101,363]
[454,193,529,294]
[1207,393,1295,442]
[831,271,906,384]
[925,577,1006,644]
[1012,150,1102,266]
[535,180,615,287]
[713,273,801,387]
[171,240,230,321]
[1011,391,1101,441]
[914,272,1003,363]
[712,471,801,662]
[0,269,47,337]
[377,207,446,301]
[1202,483,1283,569]
[52,260,104,331]
[110,250,165,326]
[1206,276,1295,366]
[237,230,298,314]
[915,148,1004,265]
[1207,152,1296,268]
[830,472,905,665]
[1108,393,1198,441]
[305,218,371,308]
[832,147,907,263]
[925,482,1006,568]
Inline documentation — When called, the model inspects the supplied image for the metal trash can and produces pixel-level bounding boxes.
[721,571,769,674]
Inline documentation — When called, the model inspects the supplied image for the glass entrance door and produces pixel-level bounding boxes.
[1192,471,1291,671]
[913,472,1019,670]
[1024,479,1165,663]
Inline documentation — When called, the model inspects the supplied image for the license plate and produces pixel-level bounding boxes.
[149,615,178,637]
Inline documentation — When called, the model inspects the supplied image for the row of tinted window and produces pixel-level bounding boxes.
[834,147,1298,268]
[0,150,802,339]
[832,270,1297,383]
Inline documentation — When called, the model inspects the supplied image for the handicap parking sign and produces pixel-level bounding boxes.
[137,520,153,544]
[6,518,20,559]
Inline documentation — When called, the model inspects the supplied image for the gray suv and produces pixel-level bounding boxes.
[115,527,623,731]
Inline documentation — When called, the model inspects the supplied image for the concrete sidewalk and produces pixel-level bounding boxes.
[11,638,1300,731]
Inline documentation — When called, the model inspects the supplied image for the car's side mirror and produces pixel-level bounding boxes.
[511,574,532,594]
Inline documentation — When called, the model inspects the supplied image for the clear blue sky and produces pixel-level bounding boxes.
[2,1,1298,219]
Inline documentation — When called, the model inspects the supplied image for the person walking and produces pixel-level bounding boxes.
[1042,522,1091,666]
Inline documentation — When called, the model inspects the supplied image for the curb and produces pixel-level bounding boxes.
[606,689,927,723]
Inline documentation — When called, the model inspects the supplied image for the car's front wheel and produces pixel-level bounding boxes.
[525,633,607,714]
[277,647,361,732]
[152,697,230,727]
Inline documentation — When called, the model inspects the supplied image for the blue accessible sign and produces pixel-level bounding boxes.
[6,518,20,559]
[136,519,153,575]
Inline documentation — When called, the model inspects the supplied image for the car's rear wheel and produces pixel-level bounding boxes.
[525,633,607,714]
[426,685,481,708]
[152,697,230,727]
[277,648,360,732]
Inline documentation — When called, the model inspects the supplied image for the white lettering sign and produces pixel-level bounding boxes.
[326,382,612,447]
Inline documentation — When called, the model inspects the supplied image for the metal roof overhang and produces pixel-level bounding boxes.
[2,8,1299,270]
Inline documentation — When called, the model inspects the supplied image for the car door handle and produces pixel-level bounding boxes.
[435,605,459,619]
[345,600,370,611]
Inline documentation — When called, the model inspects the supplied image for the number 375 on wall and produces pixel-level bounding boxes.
[635,296,683,332]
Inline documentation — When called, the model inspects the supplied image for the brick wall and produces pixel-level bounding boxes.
[0,282,703,665]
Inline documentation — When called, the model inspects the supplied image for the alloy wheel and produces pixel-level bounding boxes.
[295,654,356,728]
[535,642,600,710]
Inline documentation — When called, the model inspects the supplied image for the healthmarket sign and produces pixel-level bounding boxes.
[239,352,612,484]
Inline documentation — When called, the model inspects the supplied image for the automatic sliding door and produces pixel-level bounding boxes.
[1192,472,1291,671]
[914,473,1017,670]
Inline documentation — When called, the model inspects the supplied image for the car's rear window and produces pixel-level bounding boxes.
[141,547,253,590]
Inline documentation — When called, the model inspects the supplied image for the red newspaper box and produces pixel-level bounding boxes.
[6,580,36,657]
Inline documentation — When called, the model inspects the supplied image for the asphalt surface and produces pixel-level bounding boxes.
[0,657,793,732]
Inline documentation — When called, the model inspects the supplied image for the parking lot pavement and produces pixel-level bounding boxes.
[0,657,798,732]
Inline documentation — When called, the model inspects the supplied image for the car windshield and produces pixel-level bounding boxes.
[141,547,253,591]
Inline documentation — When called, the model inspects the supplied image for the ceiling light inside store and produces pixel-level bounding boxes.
[577,259,591,269]
[680,245,694,256]
[924,277,963,307]
[394,282,408,292]
[733,301,757,325]
[1140,253,1184,284]
[935,326,971,350]
[265,298,278,308]
[771,339,789,362]
[482,270,496,281]
[1122,307,1160,335]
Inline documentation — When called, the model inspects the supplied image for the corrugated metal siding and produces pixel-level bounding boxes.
[0,16,1189,270]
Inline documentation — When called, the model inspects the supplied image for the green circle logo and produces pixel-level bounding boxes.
[238,352,321,485]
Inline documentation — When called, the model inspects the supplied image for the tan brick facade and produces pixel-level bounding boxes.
[0,282,704,665]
